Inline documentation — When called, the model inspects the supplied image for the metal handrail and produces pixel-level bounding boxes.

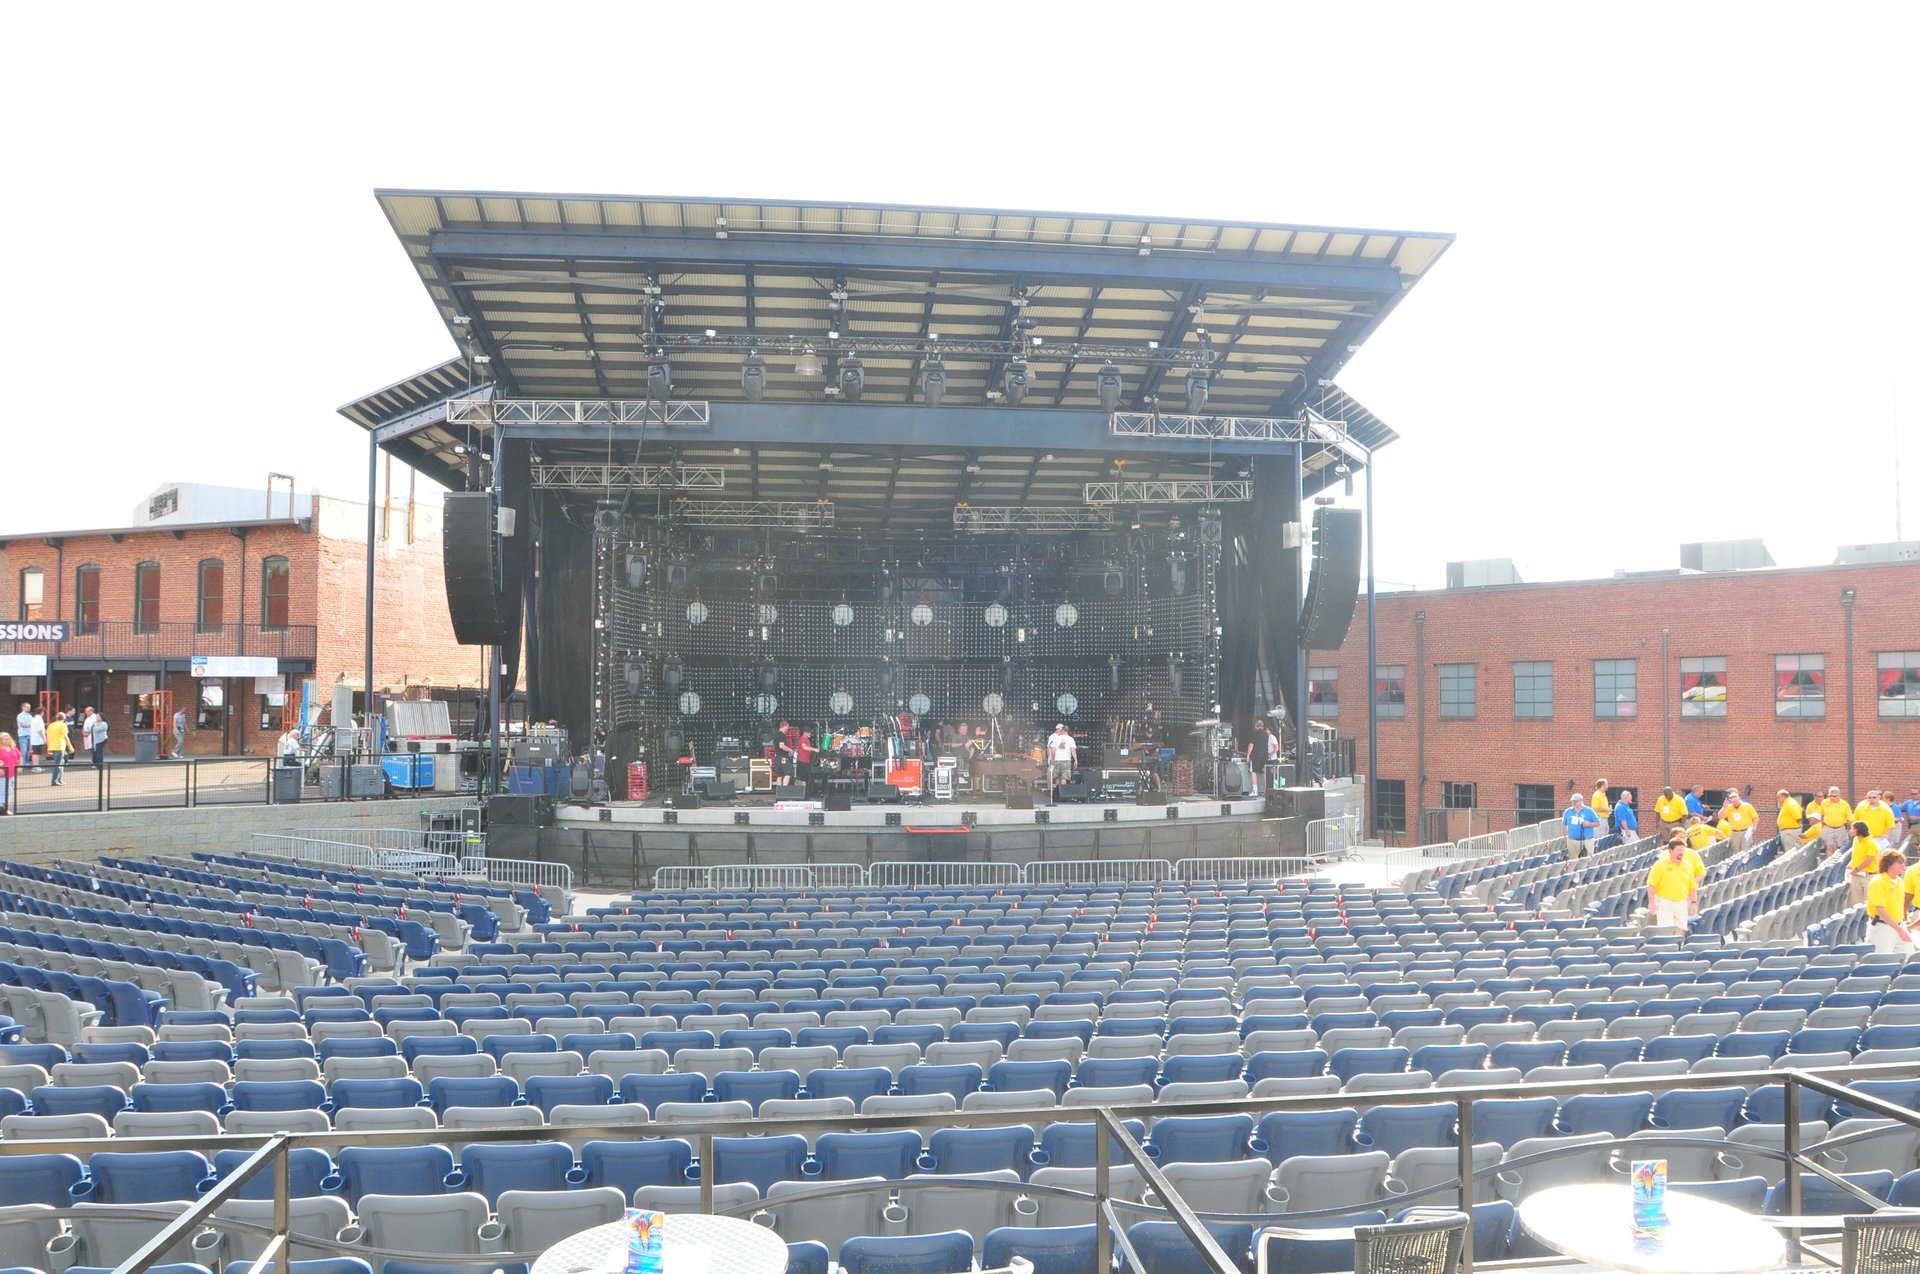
[18,1059,1920,1274]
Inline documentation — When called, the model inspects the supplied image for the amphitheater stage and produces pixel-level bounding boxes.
[524,794,1297,890]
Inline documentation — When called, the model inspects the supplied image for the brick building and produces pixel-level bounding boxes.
[1308,555,1920,844]
[0,482,480,756]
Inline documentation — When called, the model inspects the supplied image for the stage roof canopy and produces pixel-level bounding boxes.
[345,191,1449,516]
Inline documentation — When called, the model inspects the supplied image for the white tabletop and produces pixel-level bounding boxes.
[531,1215,789,1274]
[1517,1184,1786,1274]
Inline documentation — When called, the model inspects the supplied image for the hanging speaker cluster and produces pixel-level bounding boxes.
[1300,506,1364,651]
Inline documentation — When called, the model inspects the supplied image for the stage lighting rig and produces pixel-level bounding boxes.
[837,355,866,402]
[1184,365,1210,413]
[1097,363,1123,412]
[647,353,672,398]
[920,360,947,406]
[740,352,767,401]
[1003,359,1031,406]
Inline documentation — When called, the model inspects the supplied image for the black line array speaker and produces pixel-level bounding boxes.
[1299,506,1364,651]
[444,491,517,645]
[488,794,552,828]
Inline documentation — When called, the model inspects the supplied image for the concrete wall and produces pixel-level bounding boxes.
[0,796,471,864]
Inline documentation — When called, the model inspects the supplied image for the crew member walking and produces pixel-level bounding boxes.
[1647,839,1698,937]
[1046,724,1077,803]
[1776,789,1804,847]
[1719,790,1757,853]
[45,712,71,786]
[1655,787,1688,833]
[1869,852,1916,957]
[1849,821,1883,907]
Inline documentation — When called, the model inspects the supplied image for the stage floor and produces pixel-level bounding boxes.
[559,793,1267,829]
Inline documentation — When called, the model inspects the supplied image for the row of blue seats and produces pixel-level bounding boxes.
[191,851,546,920]
[0,903,342,989]
[0,961,163,1028]
[108,856,502,937]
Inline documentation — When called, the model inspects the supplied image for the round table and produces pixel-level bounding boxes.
[531,1214,789,1274]
[1517,1184,1786,1274]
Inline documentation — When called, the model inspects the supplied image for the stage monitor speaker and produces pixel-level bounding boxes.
[1299,506,1364,651]
[1005,780,1034,811]
[1137,789,1170,807]
[1220,758,1253,797]
[443,491,516,645]
[1277,786,1328,822]
[667,790,702,810]
[488,794,552,828]
[824,786,854,812]
[773,783,805,801]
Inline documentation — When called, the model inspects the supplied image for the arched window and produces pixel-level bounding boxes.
[260,556,291,630]
[133,561,162,634]
[196,559,225,633]
[74,565,101,635]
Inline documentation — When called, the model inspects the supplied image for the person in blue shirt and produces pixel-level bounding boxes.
[1900,786,1918,848]
[1684,785,1706,819]
[1563,792,1602,858]
[1613,790,1640,841]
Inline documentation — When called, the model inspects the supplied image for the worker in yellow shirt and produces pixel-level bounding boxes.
[1848,821,1883,907]
[1857,791,1899,843]
[1591,781,1611,827]
[1647,840,1698,937]
[1818,787,1857,853]
[1868,851,1915,957]
[1684,816,1726,852]
[1718,791,1758,853]
[1800,812,1828,847]
[1776,789,1804,846]
[1655,786,1689,833]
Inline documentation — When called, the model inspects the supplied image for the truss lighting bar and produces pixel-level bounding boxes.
[677,500,835,528]
[647,333,1212,367]
[1109,409,1360,457]
[953,505,1116,531]
[531,465,726,491]
[1083,479,1253,505]
[447,396,712,429]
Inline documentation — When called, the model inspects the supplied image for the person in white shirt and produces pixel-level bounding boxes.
[15,704,33,769]
[278,727,302,764]
[86,710,109,766]
[1045,724,1078,802]
[27,710,46,772]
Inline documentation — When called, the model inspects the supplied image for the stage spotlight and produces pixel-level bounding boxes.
[741,353,767,401]
[794,347,824,377]
[837,355,866,402]
[757,572,779,602]
[1184,366,1209,413]
[648,354,672,398]
[624,552,647,591]
[1169,553,1188,597]
[1003,360,1031,406]
[624,662,643,695]
[1096,363,1123,412]
[758,662,779,692]
[1335,461,1354,496]
[662,659,683,692]
[1103,567,1125,598]
[664,560,688,592]
[920,360,947,406]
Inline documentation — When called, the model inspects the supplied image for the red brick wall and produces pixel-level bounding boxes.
[0,499,482,754]
[1312,561,1920,835]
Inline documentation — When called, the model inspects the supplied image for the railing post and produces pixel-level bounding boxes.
[273,1141,291,1274]
[1456,1095,1475,1274]
[699,1130,714,1214]
[1094,1113,1113,1274]
[1785,1076,1803,1264]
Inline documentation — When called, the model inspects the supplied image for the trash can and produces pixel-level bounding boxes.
[133,731,161,763]
[273,763,304,804]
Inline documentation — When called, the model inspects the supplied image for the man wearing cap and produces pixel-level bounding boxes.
[1655,786,1688,834]
[1562,791,1601,859]
[1647,839,1698,938]
[1857,791,1899,846]
[1719,789,1758,854]
[1776,789,1804,847]
[1818,787,1857,854]
[1045,723,1077,803]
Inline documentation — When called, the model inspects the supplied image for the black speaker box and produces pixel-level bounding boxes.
[1277,787,1329,822]
[696,779,736,801]
[1005,784,1034,811]
[1137,789,1170,806]
[488,794,551,828]
[773,784,806,800]
[443,491,517,645]
[1300,506,1364,651]
[824,786,854,812]
[667,790,703,810]
[1057,781,1096,804]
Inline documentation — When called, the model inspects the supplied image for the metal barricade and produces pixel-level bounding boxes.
[1455,828,1507,861]
[709,863,817,891]
[452,855,573,892]
[1305,812,1360,861]
[652,866,712,891]
[1023,859,1172,886]
[1174,856,1314,882]
[868,861,1022,889]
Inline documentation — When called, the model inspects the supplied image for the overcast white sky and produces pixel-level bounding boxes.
[5,3,1914,588]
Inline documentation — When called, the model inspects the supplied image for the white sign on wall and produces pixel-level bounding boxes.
[126,674,158,695]
[191,656,280,679]
[0,658,48,679]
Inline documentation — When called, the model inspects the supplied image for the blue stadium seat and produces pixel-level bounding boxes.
[1075,1058,1160,1088]
[212,1148,334,1200]
[619,1072,709,1110]
[426,1075,521,1115]
[234,1039,317,1062]
[814,1130,923,1180]
[840,1232,979,1274]
[1641,1034,1716,1065]
[457,1142,581,1204]
[785,1243,831,1274]
[1556,1092,1653,1138]
[328,1078,424,1111]
[1039,1120,1148,1168]
[926,1126,1037,1176]
[1356,1103,1456,1157]
[523,1073,614,1114]
[1148,1115,1255,1165]
[1470,1097,1557,1148]
[74,1151,214,1203]
[1765,1170,1895,1215]
[1329,1047,1411,1083]
[316,1037,398,1062]
[0,1152,85,1205]
[1650,1087,1747,1132]
[1715,1031,1791,1061]
[896,1064,983,1103]
[1255,1212,1389,1274]
[710,1135,809,1193]
[130,1083,229,1116]
[1245,1050,1328,1081]
[1253,1109,1358,1159]
[982,1226,1100,1274]
[324,1145,458,1206]
[1565,1039,1641,1069]
[29,1085,128,1122]
[230,1080,326,1112]
[1121,1221,1255,1274]
[1158,1055,1244,1086]
[578,1139,694,1195]
[803,1067,891,1106]
[714,1070,802,1112]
